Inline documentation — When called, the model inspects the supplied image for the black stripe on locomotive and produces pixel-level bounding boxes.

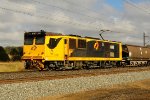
[70,39,120,58]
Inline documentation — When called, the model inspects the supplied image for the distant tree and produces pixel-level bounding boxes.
[5,46,12,54]
[0,46,10,61]
[10,48,18,55]
[4,46,23,61]
[16,47,23,56]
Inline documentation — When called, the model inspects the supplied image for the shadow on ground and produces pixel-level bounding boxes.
[37,79,150,100]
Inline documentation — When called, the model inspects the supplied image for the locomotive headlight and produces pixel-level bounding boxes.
[45,57,48,60]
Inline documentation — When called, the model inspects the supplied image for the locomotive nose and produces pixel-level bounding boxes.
[31,45,37,51]
[22,45,45,60]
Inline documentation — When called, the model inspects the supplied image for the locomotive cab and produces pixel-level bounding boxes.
[22,30,65,70]
[22,30,46,70]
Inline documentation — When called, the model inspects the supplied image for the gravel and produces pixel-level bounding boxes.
[0,70,150,100]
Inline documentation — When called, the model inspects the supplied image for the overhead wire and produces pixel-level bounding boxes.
[28,0,106,25]
[58,0,146,34]
[60,0,114,23]
[1,0,103,31]
[124,0,150,36]
[0,6,100,32]
[30,0,103,20]
[0,0,145,35]
[4,0,131,33]
[130,0,150,11]
[125,0,150,15]
[1,1,72,22]
[1,0,149,46]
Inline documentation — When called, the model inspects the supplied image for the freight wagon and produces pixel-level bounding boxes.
[122,45,150,66]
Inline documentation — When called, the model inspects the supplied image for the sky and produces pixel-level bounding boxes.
[106,0,124,10]
[0,0,150,46]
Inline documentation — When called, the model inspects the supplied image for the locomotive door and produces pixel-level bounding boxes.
[68,38,77,57]
[64,38,69,60]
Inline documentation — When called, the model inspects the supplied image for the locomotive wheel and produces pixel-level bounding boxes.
[50,64,56,70]
[85,65,90,70]
[116,62,121,67]
[85,64,92,70]
[101,62,106,68]
[135,62,139,67]
[148,62,150,66]
[44,64,52,71]
[24,61,31,69]
[121,63,126,67]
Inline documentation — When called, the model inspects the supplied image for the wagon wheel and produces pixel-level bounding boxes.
[135,62,139,67]
[122,63,126,67]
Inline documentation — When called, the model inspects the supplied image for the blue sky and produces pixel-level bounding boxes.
[105,0,124,11]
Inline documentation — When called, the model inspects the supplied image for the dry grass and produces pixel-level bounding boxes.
[0,62,24,72]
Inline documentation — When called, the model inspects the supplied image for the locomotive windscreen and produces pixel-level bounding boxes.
[24,35,34,45]
[35,36,45,45]
[24,31,46,45]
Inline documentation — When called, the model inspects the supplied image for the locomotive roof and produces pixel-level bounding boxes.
[24,31,121,43]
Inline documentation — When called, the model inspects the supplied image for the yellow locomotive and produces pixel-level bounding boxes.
[22,30,122,70]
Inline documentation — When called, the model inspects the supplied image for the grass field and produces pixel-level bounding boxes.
[0,62,24,72]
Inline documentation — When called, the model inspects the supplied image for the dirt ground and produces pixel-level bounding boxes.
[38,79,150,100]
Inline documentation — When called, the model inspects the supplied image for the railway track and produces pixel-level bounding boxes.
[0,67,150,84]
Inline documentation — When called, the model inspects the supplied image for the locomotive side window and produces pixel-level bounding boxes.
[110,45,114,49]
[24,36,34,45]
[35,36,45,45]
[78,39,86,48]
[48,38,62,49]
[69,38,76,49]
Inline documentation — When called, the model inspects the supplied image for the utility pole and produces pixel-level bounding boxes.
[144,32,145,46]
[143,32,149,46]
